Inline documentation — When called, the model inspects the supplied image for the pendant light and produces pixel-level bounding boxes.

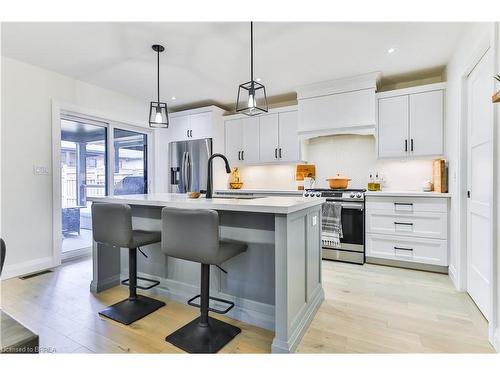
[235,22,268,116]
[149,44,169,128]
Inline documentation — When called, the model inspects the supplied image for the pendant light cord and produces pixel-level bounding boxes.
[157,49,160,104]
[250,21,254,83]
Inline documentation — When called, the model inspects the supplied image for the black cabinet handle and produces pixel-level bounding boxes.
[404,139,408,152]
[279,148,282,158]
[394,202,413,207]
[394,246,413,252]
[275,148,278,159]
[241,150,244,160]
[394,222,413,226]
[187,130,190,138]
[238,151,241,160]
[411,138,414,151]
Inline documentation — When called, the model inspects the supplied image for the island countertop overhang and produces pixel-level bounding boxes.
[87,193,325,214]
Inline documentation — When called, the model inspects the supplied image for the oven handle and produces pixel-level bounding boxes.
[340,202,364,210]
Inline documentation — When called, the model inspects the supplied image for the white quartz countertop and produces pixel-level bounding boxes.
[365,190,451,198]
[87,193,325,214]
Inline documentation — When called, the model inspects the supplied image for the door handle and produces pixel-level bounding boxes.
[411,138,414,151]
[241,150,244,160]
[275,148,278,159]
[394,246,413,252]
[404,139,408,152]
[279,148,282,158]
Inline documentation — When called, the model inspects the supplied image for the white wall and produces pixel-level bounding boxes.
[0,56,150,278]
[237,135,434,191]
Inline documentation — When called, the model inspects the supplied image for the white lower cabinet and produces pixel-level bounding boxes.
[366,195,449,268]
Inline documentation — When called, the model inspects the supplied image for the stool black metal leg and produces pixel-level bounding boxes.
[129,248,137,301]
[165,263,241,353]
[98,247,165,325]
[199,263,210,327]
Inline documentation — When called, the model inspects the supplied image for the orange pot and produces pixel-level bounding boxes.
[326,174,351,189]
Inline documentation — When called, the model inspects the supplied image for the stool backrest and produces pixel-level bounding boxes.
[91,203,133,248]
[0,238,6,276]
[161,207,219,264]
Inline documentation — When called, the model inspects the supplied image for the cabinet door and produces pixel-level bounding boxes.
[225,119,243,164]
[377,96,409,158]
[259,113,279,162]
[241,117,260,163]
[409,90,443,157]
[189,112,212,140]
[169,115,191,141]
[278,111,300,162]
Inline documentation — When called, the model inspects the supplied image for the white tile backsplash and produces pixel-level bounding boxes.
[234,135,435,191]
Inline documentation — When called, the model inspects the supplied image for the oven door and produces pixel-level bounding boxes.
[338,201,364,252]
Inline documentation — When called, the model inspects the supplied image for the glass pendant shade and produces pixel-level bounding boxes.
[149,44,169,128]
[149,101,169,127]
[236,80,268,116]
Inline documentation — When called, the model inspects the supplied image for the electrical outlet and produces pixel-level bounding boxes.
[33,165,50,175]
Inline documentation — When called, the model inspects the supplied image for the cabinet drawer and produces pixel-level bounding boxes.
[366,210,447,239]
[366,196,447,213]
[366,234,447,266]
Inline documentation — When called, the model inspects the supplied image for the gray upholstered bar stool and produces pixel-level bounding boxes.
[161,207,247,353]
[91,203,165,325]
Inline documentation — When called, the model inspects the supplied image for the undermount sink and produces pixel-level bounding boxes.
[212,195,259,200]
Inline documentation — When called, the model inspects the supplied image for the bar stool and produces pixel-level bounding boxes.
[161,207,247,353]
[91,202,165,325]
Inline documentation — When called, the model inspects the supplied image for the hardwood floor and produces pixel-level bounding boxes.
[0,257,494,353]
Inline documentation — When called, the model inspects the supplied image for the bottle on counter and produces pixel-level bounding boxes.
[374,172,381,191]
[367,173,376,191]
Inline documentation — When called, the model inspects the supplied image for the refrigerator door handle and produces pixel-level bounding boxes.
[181,151,188,192]
[186,152,192,192]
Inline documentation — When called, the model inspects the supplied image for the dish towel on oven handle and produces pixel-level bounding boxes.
[321,201,343,247]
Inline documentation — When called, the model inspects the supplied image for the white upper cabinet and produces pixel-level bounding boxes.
[378,96,409,158]
[278,111,300,162]
[377,83,445,159]
[166,106,223,142]
[226,106,301,165]
[225,119,244,164]
[409,90,444,157]
[241,117,260,163]
[259,113,279,162]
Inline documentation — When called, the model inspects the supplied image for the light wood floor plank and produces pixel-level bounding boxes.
[1,257,494,353]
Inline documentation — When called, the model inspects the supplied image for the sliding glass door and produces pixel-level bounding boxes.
[60,117,107,254]
[59,116,150,257]
[113,128,148,195]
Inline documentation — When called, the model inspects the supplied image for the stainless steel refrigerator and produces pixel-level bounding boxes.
[168,138,212,193]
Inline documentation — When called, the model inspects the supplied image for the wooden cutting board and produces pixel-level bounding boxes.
[432,159,447,193]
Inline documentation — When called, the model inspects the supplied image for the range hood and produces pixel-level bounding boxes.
[296,72,381,140]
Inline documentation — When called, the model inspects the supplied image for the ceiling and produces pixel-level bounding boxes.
[1,22,469,111]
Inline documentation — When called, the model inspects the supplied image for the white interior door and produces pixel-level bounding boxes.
[466,48,493,321]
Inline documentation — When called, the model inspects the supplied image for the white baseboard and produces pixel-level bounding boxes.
[491,326,500,353]
[448,264,459,289]
[61,247,91,262]
[1,256,54,280]
[126,271,275,331]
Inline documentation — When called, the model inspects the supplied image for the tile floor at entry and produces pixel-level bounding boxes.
[0,257,494,353]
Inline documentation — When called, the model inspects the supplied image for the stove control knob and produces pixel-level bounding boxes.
[356,193,362,198]
[304,193,309,197]
[316,193,321,197]
[350,193,355,198]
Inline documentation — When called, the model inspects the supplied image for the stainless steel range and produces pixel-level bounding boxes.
[303,188,365,264]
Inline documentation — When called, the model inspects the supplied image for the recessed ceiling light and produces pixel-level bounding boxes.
[171,96,176,100]
[388,48,395,54]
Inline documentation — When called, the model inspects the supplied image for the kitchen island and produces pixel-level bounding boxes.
[87,193,325,353]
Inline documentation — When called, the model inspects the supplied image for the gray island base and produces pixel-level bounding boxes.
[88,193,325,353]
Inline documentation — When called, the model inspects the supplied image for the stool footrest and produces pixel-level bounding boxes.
[187,294,235,315]
[121,276,160,290]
